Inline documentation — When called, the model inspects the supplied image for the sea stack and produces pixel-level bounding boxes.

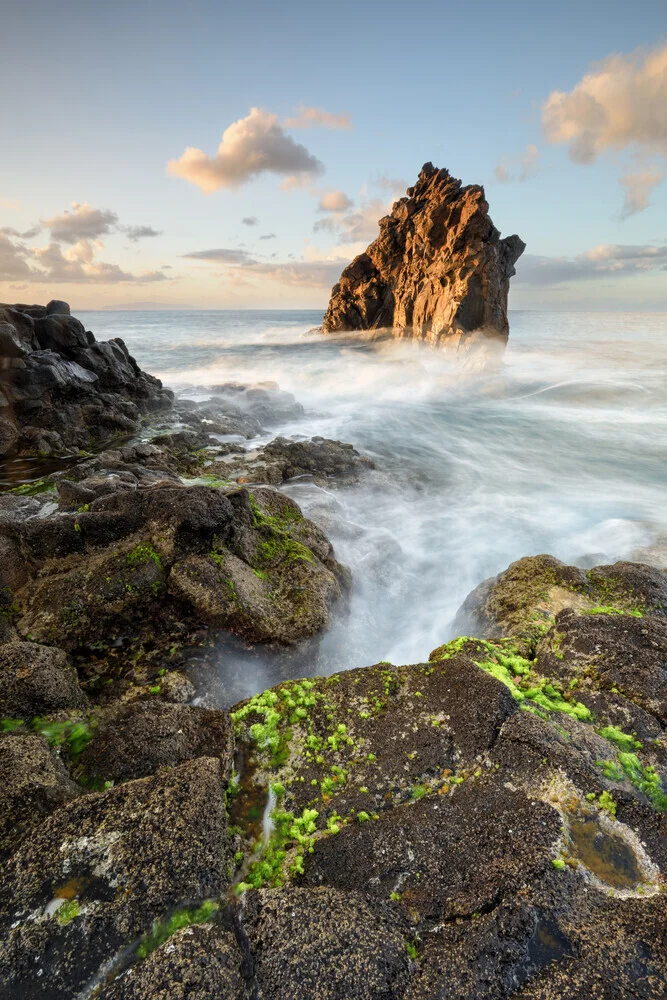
[322,163,525,352]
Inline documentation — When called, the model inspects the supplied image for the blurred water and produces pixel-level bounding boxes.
[78,309,667,701]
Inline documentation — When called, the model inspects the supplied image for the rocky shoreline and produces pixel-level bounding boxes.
[0,306,666,998]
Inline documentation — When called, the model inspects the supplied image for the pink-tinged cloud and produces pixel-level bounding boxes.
[619,166,664,218]
[542,43,667,163]
[168,108,325,193]
[318,190,353,212]
[284,105,351,130]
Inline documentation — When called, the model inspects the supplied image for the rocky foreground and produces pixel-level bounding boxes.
[0,306,666,998]
[322,163,525,354]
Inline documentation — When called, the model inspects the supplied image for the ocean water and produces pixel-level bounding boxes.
[78,309,667,704]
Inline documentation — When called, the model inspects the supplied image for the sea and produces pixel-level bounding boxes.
[75,309,667,705]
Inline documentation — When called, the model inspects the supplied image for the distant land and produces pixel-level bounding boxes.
[97,301,199,311]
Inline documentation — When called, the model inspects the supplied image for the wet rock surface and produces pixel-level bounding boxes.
[322,163,525,354]
[0,300,173,458]
[1,309,666,998]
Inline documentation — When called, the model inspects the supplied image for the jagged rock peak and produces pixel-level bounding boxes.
[322,163,525,352]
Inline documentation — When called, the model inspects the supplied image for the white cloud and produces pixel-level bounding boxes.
[515,242,667,286]
[494,144,541,183]
[318,190,353,212]
[167,107,325,193]
[619,165,664,218]
[283,105,351,130]
[42,202,119,243]
[259,233,277,240]
[242,216,259,226]
[542,43,667,163]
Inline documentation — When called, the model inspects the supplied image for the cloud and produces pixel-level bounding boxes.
[542,43,667,164]
[167,107,325,193]
[0,225,42,239]
[259,233,277,240]
[182,248,255,265]
[318,190,353,212]
[372,176,409,198]
[123,224,162,241]
[283,105,351,130]
[494,144,541,183]
[619,165,664,218]
[314,197,388,243]
[180,244,349,289]
[515,242,667,286]
[0,232,35,280]
[41,202,119,244]
[242,216,259,226]
[0,231,166,284]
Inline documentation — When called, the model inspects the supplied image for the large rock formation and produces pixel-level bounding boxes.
[0,299,173,457]
[322,163,525,352]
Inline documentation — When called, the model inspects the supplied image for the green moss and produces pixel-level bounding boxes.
[1,718,25,733]
[136,900,219,958]
[247,492,313,567]
[597,790,617,816]
[551,858,565,870]
[356,811,371,823]
[56,899,80,925]
[32,716,94,759]
[406,941,418,960]
[582,605,644,618]
[8,479,57,497]
[411,785,428,800]
[596,752,667,811]
[598,725,642,752]
[596,759,624,782]
[126,543,163,571]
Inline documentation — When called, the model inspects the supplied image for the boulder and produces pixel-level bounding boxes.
[99,923,245,1000]
[322,163,525,352]
[0,732,80,857]
[0,757,232,998]
[0,302,173,457]
[77,700,234,784]
[453,554,667,650]
[0,642,87,717]
[243,887,410,1000]
[14,483,346,649]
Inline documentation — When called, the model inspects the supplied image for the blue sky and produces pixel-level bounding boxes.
[1,0,666,309]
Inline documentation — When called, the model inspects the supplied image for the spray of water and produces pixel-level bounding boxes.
[80,309,667,706]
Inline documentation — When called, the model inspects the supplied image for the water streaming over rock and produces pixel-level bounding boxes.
[77,309,667,705]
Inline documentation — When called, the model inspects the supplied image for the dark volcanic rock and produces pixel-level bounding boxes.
[0,642,88,717]
[100,923,245,1000]
[243,887,411,1000]
[0,732,80,857]
[78,699,234,784]
[537,608,667,724]
[453,554,667,650]
[0,757,232,999]
[322,163,525,353]
[298,780,560,925]
[10,482,345,650]
[0,300,173,457]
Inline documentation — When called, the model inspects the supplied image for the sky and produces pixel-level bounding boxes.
[1,0,666,311]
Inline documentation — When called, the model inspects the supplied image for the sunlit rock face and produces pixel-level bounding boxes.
[322,163,525,355]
